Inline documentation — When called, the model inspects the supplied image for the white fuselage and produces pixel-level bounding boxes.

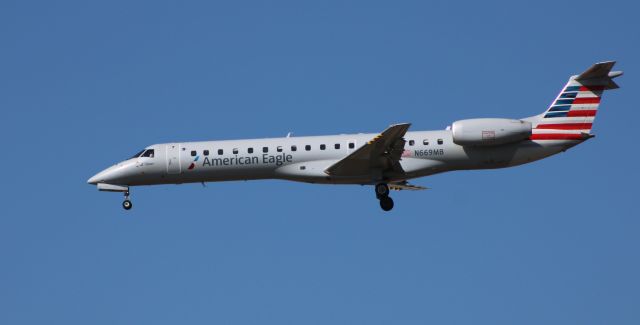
[88,129,581,187]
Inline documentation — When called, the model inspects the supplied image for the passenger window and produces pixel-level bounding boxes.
[263,147,268,153]
[233,148,238,154]
[218,149,223,155]
[423,139,429,145]
[335,143,340,149]
[277,146,283,152]
[190,150,196,157]
[320,144,326,150]
[291,145,297,152]
[348,142,355,149]
[409,140,415,146]
[437,139,444,145]
[203,150,209,156]
[305,145,311,151]
[248,148,254,154]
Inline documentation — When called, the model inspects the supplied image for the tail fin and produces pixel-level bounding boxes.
[528,61,622,141]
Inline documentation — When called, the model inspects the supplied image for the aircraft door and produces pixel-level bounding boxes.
[166,143,181,174]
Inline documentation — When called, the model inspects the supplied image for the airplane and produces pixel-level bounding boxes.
[88,61,622,211]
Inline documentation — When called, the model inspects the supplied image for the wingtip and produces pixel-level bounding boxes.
[596,60,616,65]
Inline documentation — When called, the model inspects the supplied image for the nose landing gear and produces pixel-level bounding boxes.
[122,191,133,210]
[375,183,394,211]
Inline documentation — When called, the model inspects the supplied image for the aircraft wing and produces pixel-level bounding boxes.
[325,123,411,176]
[389,181,428,191]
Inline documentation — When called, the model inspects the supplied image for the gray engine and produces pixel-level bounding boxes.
[451,118,532,147]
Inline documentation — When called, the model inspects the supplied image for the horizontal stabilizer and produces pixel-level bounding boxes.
[576,61,621,89]
[576,61,616,80]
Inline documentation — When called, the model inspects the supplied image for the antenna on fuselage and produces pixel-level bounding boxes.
[286,132,293,138]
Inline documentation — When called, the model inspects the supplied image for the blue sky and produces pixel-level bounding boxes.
[1,0,639,324]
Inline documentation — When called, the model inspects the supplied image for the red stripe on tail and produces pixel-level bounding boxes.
[572,97,600,104]
[530,134,585,140]
[567,110,597,117]
[536,123,592,130]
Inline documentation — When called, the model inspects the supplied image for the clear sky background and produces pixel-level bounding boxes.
[1,0,639,324]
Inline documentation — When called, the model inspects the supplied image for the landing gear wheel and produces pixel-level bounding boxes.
[375,183,390,198]
[379,196,394,211]
[122,190,132,210]
[122,200,133,210]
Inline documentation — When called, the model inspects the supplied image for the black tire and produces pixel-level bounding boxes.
[375,183,390,197]
[379,196,394,211]
[122,200,133,210]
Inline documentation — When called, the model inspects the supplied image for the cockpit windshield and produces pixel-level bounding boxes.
[129,149,155,159]
[129,149,145,159]
[141,149,155,158]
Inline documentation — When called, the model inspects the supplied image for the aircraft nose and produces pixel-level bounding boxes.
[87,168,110,185]
[87,174,99,185]
[87,160,137,185]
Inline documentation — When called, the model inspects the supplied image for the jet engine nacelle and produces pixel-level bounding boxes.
[451,118,532,147]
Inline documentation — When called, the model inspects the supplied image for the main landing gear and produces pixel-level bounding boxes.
[375,183,394,211]
[122,191,133,210]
